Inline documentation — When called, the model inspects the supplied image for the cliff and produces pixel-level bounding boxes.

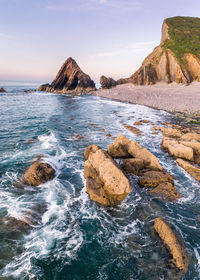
[118,16,200,85]
[39,57,96,93]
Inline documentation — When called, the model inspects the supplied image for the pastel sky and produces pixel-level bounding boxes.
[0,0,200,82]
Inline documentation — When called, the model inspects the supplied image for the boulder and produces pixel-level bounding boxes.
[107,134,130,158]
[84,147,132,206]
[176,159,200,181]
[180,141,200,155]
[38,83,50,91]
[181,133,200,142]
[100,76,117,89]
[134,148,164,171]
[39,57,96,93]
[154,217,188,271]
[0,87,6,92]
[122,158,144,175]
[161,137,177,150]
[23,161,56,186]
[138,171,174,188]
[167,143,194,161]
[150,182,181,201]
[152,127,182,138]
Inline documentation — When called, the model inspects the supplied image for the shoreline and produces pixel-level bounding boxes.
[92,82,200,124]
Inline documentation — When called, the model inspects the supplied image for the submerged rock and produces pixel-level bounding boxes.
[150,182,181,201]
[23,161,55,186]
[100,76,117,89]
[84,146,132,206]
[2,216,32,231]
[39,57,96,94]
[154,217,188,271]
[0,88,6,93]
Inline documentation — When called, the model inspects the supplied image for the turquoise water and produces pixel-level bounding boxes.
[0,82,200,280]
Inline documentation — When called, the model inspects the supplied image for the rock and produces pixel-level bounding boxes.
[161,137,177,150]
[133,121,143,126]
[181,133,200,142]
[39,57,96,93]
[2,216,32,231]
[106,133,112,137]
[74,134,84,140]
[38,83,50,91]
[23,161,56,186]
[84,144,100,160]
[134,148,164,171]
[84,147,132,206]
[100,76,117,89]
[154,217,188,271]
[108,134,163,171]
[167,143,194,161]
[138,171,174,188]
[141,120,150,124]
[176,159,200,181]
[123,124,143,136]
[107,134,130,158]
[152,127,182,138]
[122,158,144,175]
[0,88,6,92]
[181,141,200,155]
[150,182,181,201]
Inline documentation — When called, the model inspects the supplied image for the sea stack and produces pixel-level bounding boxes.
[0,88,6,92]
[38,57,96,94]
[118,16,200,85]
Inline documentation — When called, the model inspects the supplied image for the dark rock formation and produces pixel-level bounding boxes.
[0,88,6,92]
[100,76,117,89]
[117,17,200,85]
[39,57,96,94]
[38,83,50,91]
[23,161,55,186]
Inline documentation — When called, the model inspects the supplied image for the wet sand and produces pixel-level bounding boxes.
[94,82,200,115]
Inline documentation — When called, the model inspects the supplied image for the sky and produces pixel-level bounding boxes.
[0,0,200,83]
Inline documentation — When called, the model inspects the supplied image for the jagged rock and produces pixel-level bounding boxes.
[84,147,132,206]
[38,83,50,91]
[100,76,117,89]
[23,161,55,186]
[84,144,100,160]
[138,171,174,188]
[150,182,181,201]
[107,134,131,158]
[0,87,6,92]
[154,217,188,271]
[176,159,200,181]
[117,17,200,85]
[122,158,144,175]
[39,57,96,94]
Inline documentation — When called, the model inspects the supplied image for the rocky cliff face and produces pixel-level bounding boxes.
[119,16,200,85]
[39,57,96,93]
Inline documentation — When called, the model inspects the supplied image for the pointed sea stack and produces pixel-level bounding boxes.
[39,57,96,94]
[118,16,200,85]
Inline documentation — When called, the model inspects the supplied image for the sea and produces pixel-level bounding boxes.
[0,81,200,280]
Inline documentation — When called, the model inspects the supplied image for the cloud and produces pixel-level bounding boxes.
[92,41,156,58]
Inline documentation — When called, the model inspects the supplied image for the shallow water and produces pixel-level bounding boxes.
[0,83,200,280]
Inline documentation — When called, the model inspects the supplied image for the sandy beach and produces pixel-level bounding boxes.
[94,82,200,116]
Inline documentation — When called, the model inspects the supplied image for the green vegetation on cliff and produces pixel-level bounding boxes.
[163,16,200,61]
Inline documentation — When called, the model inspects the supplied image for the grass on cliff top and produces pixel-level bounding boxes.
[163,16,200,62]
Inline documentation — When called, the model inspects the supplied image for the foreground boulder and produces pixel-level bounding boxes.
[39,57,96,94]
[100,76,117,89]
[0,87,6,92]
[23,161,55,186]
[154,218,188,271]
[84,145,132,206]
